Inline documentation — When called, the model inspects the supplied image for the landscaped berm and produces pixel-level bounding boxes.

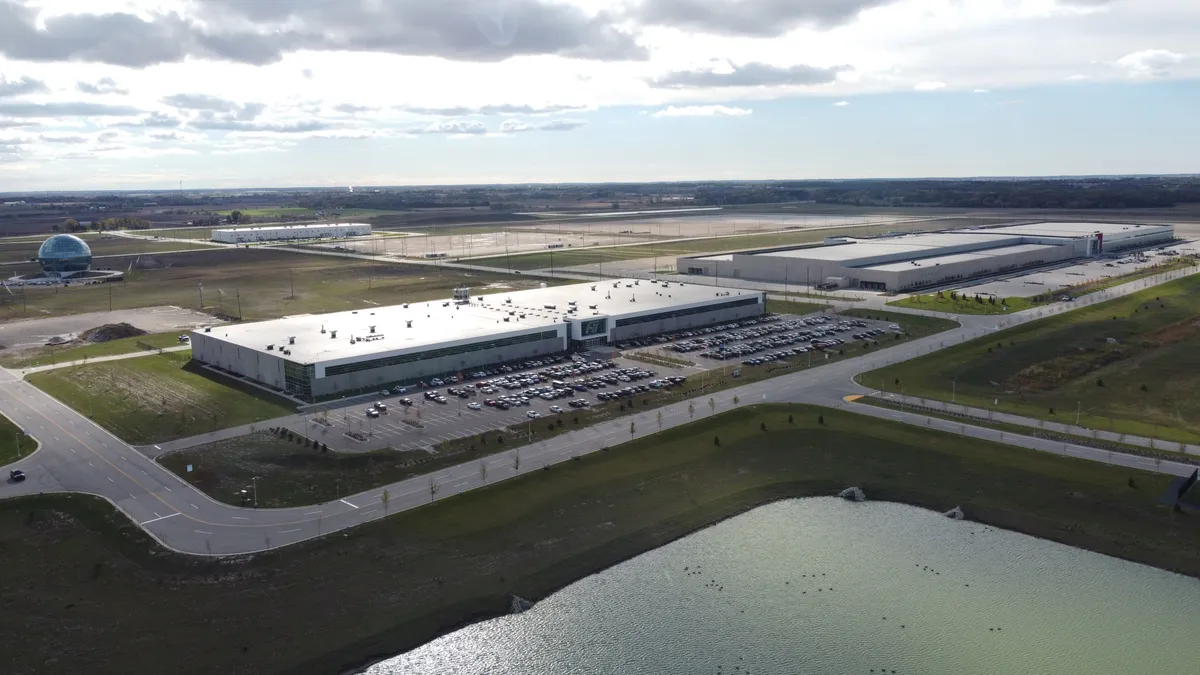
[864,273,1200,443]
[1,405,1195,675]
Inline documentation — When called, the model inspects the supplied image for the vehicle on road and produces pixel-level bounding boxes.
[392,386,408,394]
[378,390,390,396]
[9,469,25,483]
[467,402,482,410]
[177,334,190,343]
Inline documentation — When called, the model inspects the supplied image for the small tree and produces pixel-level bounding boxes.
[479,460,488,483]
[818,414,825,425]
[657,410,663,430]
[429,476,440,501]
[760,422,767,432]
[381,489,390,514]
[688,401,695,419]
[708,397,716,415]
[513,450,520,473]
[713,435,720,446]
[732,395,740,406]
[788,414,794,424]
[629,420,636,438]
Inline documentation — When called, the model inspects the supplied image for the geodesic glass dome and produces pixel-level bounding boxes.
[38,234,93,276]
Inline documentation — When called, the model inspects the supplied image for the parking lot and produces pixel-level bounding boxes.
[282,310,902,452]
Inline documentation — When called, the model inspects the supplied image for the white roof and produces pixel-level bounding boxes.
[861,243,1059,271]
[980,222,1170,238]
[197,279,759,365]
[749,233,1019,263]
[214,222,369,233]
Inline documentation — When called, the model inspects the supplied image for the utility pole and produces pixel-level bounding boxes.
[197,282,203,310]
[252,476,259,507]
[289,269,294,299]
[1075,401,1081,427]
[108,284,112,311]
[236,288,243,320]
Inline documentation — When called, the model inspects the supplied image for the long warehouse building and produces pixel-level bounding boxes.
[678,221,1175,292]
[190,279,765,399]
[212,222,371,243]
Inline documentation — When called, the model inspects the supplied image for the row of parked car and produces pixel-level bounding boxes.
[596,375,687,401]
[617,315,784,352]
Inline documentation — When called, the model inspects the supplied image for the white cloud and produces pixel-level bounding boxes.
[914,81,947,91]
[972,89,989,93]
[1115,49,1186,78]
[832,100,850,107]
[651,105,752,117]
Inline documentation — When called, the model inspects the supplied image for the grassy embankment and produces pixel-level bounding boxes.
[0,413,36,466]
[888,259,1194,315]
[162,309,956,508]
[3,404,1198,675]
[0,247,559,322]
[863,274,1200,443]
[0,332,182,368]
[26,351,295,445]
[856,396,1194,462]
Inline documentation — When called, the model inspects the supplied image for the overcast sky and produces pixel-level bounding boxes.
[0,0,1196,190]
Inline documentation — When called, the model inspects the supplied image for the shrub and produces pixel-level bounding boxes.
[713,435,720,446]
[1096,378,1104,387]
[818,414,825,425]
[1140,383,1148,392]
[788,414,794,424]
[760,422,767,431]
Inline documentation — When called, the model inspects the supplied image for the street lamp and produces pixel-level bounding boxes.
[251,476,260,507]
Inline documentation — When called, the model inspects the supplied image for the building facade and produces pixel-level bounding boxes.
[212,222,371,243]
[190,280,765,400]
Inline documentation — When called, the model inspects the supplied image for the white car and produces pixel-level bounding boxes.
[467,402,482,410]
[526,410,541,419]
[548,405,563,414]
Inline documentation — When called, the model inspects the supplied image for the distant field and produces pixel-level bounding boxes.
[0,232,209,265]
[863,273,1200,443]
[469,219,958,271]
[0,248,561,322]
[27,352,295,444]
[0,332,182,368]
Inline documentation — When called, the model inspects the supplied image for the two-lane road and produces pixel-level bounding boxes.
[2,264,1196,555]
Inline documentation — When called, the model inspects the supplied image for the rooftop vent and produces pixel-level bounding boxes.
[331,330,338,339]
[504,317,511,322]
[352,311,358,314]
[288,336,295,345]
[321,326,326,334]
[406,320,412,328]
[568,301,576,306]
[403,303,409,308]
[266,344,274,351]
[204,327,211,333]
[589,304,597,310]
[506,298,513,303]
[369,325,376,333]
[591,285,597,291]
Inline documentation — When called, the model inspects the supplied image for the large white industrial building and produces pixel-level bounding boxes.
[678,222,1175,292]
[190,280,765,399]
[212,222,371,244]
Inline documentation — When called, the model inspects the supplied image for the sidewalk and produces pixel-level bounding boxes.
[18,345,192,375]
[875,392,1200,458]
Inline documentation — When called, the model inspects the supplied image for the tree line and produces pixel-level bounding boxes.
[53,216,153,233]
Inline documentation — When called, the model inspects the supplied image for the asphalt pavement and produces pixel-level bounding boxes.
[1,264,1196,556]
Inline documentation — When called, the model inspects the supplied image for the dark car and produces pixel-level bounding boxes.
[9,469,26,482]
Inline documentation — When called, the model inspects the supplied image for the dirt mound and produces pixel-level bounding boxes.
[79,323,147,343]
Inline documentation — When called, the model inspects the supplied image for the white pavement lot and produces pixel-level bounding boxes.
[1,265,1198,556]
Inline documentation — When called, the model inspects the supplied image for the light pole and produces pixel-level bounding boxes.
[252,476,259,507]
[1075,401,1081,427]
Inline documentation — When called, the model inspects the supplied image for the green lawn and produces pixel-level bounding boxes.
[0,332,183,368]
[0,248,561,322]
[0,413,36,466]
[0,232,210,265]
[764,298,829,315]
[889,294,1037,315]
[862,274,1200,442]
[2,404,1196,675]
[26,352,295,444]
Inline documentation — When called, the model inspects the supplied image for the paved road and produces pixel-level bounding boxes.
[1,265,1196,556]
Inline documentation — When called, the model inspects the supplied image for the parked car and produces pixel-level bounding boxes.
[392,386,408,394]
[373,401,387,412]
[467,402,482,410]
[365,408,380,418]
[526,410,541,419]
[398,398,413,406]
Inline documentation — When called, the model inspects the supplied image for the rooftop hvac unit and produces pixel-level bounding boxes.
[266,344,274,351]
[504,317,511,322]
[403,303,409,308]
[406,320,412,328]
[369,325,376,333]
[331,330,337,339]
[321,326,326,334]
[288,336,295,345]
[204,327,212,333]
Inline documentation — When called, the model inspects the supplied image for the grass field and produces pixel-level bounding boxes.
[3,404,1197,675]
[0,413,35,466]
[888,260,1194,315]
[0,232,209,265]
[26,352,295,444]
[0,248,559,322]
[839,308,960,338]
[469,220,957,271]
[0,332,182,368]
[863,274,1200,442]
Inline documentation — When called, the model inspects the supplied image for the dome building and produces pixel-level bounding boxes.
[38,234,93,278]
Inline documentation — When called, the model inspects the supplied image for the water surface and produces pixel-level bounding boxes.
[367,498,1199,675]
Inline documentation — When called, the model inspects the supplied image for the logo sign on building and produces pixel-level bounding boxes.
[579,318,608,337]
